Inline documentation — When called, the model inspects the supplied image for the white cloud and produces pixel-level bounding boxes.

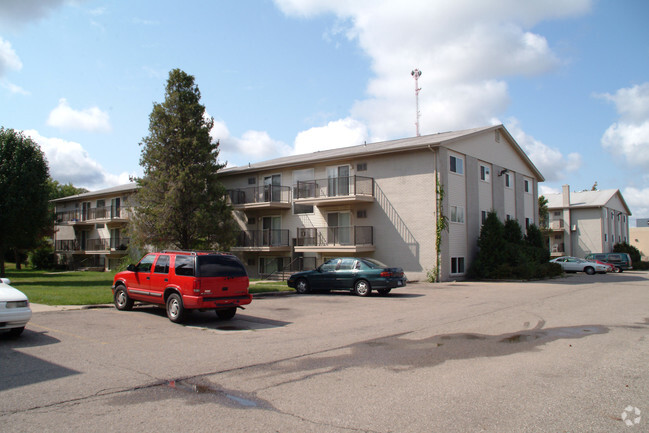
[0,0,68,30]
[294,117,368,154]
[599,83,649,169]
[506,119,581,182]
[47,98,112,133]
[22,129,132,189]
[623,187,649,219]
[0,37,22,77]
[273,0,591,146]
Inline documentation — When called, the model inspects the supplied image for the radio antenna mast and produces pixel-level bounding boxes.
[411,68,422,136]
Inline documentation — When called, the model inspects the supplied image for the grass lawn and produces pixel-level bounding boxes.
[2,263,292,306]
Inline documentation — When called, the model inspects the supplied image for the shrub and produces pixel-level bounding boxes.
[29,244,55,270]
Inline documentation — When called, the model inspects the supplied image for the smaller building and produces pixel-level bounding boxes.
[545,185,631,258]
[52,183,138,271]
[630,218,649,261]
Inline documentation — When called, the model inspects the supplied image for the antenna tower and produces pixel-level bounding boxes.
[411,68,422,136]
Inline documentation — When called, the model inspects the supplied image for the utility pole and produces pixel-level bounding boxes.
[411,68,422,136]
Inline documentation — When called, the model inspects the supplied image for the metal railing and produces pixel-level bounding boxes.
[293,176,374,199]
[55,237,130,252]
[55,206,133,223]
[263,256,317,281]
[295,226,373,247]
[228,185,291,205]
[235,229,290,248]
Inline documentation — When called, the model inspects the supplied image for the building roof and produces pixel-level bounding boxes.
[220,124,545,181]
[51,182,139,203]
[545,189,632,214]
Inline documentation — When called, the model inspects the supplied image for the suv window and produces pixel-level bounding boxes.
[608,254,621,261]
[174,255,195,276]
[137,254,156,272]
[197,255,247,277]
[154,255,170,274]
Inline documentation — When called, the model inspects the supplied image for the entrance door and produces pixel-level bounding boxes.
[264,174,281,202]
[327,166,350,197]
[111,197,121,218]
[262,216,281,246]
[327,212,351,245]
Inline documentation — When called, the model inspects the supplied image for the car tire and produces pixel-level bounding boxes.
[216,307,237,320]
[377,289,391,296]
[114,285,134,311]
[295,278,310,294]
[354,279,371,297]
[584,266,595,275]
[166,293,186,323]
[7,327,24,338]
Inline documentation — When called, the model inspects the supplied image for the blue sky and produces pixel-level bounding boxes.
[1,0,648,222]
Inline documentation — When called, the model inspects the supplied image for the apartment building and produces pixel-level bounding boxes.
[545,185,631,258]
[219,124,543,281]
[52,183,138,270]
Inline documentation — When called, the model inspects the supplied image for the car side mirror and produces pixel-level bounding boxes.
[127,264,136,272]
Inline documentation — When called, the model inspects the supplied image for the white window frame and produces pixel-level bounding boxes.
[450,155,464,175]
[480,164,490,182]
[451,206,465,223]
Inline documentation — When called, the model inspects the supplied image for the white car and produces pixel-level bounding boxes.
[549,257,609,275]
[0,278,32,337]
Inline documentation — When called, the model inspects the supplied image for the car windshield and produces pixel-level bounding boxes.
[196,255,247,277]
[361,258,388,268]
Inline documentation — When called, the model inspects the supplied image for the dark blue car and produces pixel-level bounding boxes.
[287,257,406,296]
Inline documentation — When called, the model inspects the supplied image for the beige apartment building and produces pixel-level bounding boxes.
[219,124,543,281]
[630,218,649,261]
[545,186,631,258]
[52,183,138,270]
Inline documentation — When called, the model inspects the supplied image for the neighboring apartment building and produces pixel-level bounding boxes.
[545,185,631,258]
[52,183,138,270]
[219,124,544,281]
[630,218,649,261]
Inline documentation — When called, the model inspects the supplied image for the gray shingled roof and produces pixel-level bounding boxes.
[546,189,631,214]
[51,182,139,203]
[219,124,544,180]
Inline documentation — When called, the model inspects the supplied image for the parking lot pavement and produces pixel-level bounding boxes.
[2,272,648,432]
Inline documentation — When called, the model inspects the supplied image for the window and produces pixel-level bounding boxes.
[450,155,464,174]
[248,177,256,185]
[451,206,464,223]
[154,255,170,274]
[524,180,530,193]
[357,163,367,172]
[605,234,608,242]
[197,255,247,277]
[357,210,367,218]
[481,211,487,224]
[293,203,314,215]
[506,214,512,221]
[247,216,255,225]
[553,211,561,217]
[505,173,511,188]
[174,255,195,276]
[451,257,465,274]
[480,165,490,182]
[525,218,530,229]
[136,254,156,273]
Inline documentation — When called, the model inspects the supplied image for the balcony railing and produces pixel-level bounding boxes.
[550,220,564,230]
[235,229,290,248]
[294,176,374,200]
[228,186,291,206]
[296,226,374,247]
[55,206,132,224]
[55,238,130,252]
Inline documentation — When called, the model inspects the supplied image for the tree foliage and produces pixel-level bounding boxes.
[613,242,641,265]
[468,211,560,280]
[48,179,88,201]
[132,69,235,250]
[0,128,51,276]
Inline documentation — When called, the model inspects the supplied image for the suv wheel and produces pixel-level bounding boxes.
[166,293,186,323]
[216,307,237,320]
[114,286,134,311]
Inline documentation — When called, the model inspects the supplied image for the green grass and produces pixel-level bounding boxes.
[2,263,292,305]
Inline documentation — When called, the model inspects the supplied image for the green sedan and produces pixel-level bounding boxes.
[287,257,406,296]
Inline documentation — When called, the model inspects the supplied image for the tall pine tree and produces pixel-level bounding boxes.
[133,69,235,250]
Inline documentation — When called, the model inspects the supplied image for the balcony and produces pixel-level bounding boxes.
[293,176,374,206]
[227,186,291,210]
[55,238,129,254]
[55,206,132,226]
[549,220,564,231]
[231,229,291,252]
[294,226,375,253]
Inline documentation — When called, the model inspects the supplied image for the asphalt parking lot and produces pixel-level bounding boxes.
[1,272,648,432]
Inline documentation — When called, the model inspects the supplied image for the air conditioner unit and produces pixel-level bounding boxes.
[571,225,577,232]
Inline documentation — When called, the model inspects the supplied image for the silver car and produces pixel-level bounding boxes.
[0,278,32,337]
[549,256,609,275]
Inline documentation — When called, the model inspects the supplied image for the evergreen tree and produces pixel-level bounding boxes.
[0,128,51,276]
[132,69,235,250]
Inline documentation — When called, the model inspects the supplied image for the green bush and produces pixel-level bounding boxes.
[28,244,55,270]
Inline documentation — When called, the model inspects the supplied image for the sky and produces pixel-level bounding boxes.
[1,0,648,223]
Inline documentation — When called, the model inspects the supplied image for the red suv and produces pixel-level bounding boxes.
[112,251,251,323]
